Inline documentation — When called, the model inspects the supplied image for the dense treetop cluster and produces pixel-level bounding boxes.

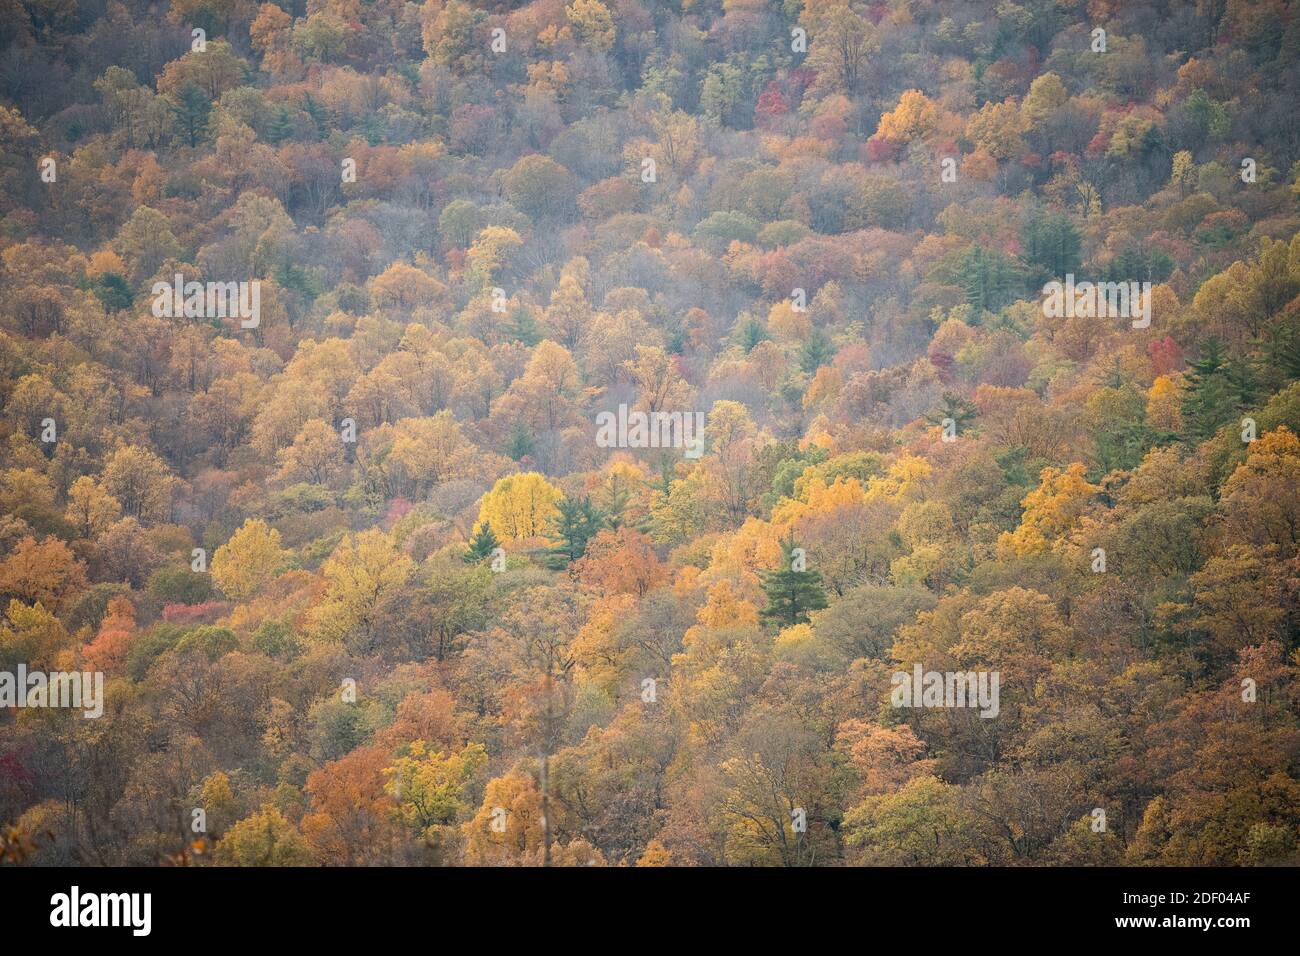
[2,0,1300,865]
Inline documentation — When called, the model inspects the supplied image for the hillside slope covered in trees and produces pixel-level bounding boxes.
[2,0,1300,866]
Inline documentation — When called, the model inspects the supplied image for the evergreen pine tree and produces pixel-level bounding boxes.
[505,421,534,461]
[596,473,633,530]
[300,91,327,135]
[1181,339,1234,439]
[172,83,211,147]
[959,245,1017,314]
[1021,210,1081,281]
[1263,322,1300,384]
[1223,356,1259,410]
[544,496,604,568]
[506,308,542,346]
[463,523,500,564]
[759,533,829,629]
[265,105,294,144]
[737,316,768,353]
[798,327,834,373]
[92,272,134,313]
[925,392,978,434]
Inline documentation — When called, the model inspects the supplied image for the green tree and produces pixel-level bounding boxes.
[1020,211,1081,282]
[737,316,769,353]
[798,328,834,374]
[1180,340,1256,439]
[505,420,535,460]
[958,245,1018,315]
[463,523,500,564]
[171,82,212,147]
[759,533,829,629]
[506,308,542,347]
[544,496,605,569]
[926,392,978,436]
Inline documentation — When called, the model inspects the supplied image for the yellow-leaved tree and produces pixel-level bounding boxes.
[466,226,523,286]
[475,472,563,541]
[64,476,121,537]
[1145,374,1183,431]
[998,463,1098,556]
[309,529,413,649]
[874,89,938,145]
[212,518,286,601]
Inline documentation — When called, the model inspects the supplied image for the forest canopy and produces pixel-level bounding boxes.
[1,0,1300,867]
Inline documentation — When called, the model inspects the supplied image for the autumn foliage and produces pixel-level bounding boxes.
[1,0,1300,869]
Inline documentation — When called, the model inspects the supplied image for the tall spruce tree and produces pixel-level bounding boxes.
[1181,339,1238,439]
[760,533,829,629]
[172,83,211,147]
[926,392,978,435]
[545,496,604,568]
[506,308,542,346]
[1021,210,1081,281]
[1264,321,1300,385]
[505,421,534,461]
[596,473,634,530]
[799,327,834,373]
[737,316,768,353]
[958,245,1018,314]
[463,523,500,564]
